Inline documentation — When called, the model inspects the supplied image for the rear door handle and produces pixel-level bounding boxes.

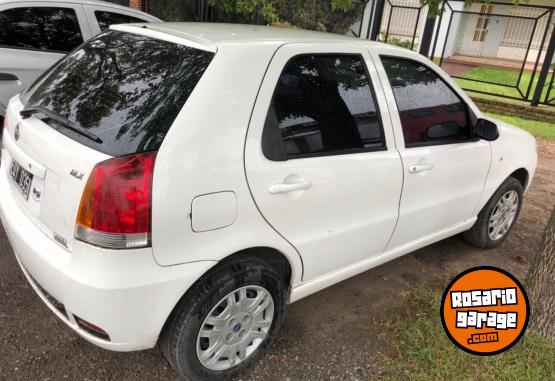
[408,164,433,173]
[268,181,311,194]
[0,73,19,81]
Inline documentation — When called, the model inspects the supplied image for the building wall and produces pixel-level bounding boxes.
[128,0,145,11]
[430,1,465,58]
[435,0,553,62]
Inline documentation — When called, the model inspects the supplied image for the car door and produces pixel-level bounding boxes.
[0,2,90,115]
[83,5,158,36]
[369,49,491,250]
[245,43,403,281]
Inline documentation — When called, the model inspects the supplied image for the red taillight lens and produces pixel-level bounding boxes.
[75,151,157,249]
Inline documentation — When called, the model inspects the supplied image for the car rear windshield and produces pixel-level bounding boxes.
[21,30,214,156]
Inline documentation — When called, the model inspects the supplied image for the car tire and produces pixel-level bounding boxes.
[463,177,523,249]
[160,256,286,381]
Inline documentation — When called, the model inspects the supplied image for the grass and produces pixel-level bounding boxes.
[452,66,551,105]
[438,64,554,141]
[485,112,555,141]
[380,286,555,381]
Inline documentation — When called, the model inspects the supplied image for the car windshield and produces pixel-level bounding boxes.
[21,30,214,156]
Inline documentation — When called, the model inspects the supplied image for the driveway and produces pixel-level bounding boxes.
[1,140,554,381]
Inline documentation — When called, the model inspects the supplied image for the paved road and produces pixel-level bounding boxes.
[1,140,554,381]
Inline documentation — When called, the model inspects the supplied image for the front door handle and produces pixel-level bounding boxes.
[268,181,312,194]
[408,164,433,173]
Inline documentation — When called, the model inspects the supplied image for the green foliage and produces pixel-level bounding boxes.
[486,113,555,141]
[331,0,355,12]
[208,0,279,24]
[206,0,366,34]
[104,0,127,5]
[379,33,414,49]
[143,0,529,35]
[454,66,550,103]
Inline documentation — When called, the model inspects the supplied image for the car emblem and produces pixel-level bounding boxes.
[14,123,21,141]
[31,185,42,202]
[70,169,84,180]
[53,232,68,249]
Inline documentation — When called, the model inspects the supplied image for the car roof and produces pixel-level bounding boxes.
[0,0,160,20]
[117,22,385,51]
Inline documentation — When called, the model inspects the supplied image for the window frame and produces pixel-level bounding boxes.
[93,10,148,32]
[0,5,85,54]
[83,4,157,36]
[378,54,479,149]
[262,52,388,162]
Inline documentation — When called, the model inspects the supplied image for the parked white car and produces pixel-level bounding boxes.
[0,0,160,122]
[0,23,537,380]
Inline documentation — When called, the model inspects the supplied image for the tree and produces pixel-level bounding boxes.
[208,0,366,33]
[526,206,555,343]
[205,0,526,34]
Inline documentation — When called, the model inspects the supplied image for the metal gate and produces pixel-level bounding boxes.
[431,1,554,106]
[378,0,428,50]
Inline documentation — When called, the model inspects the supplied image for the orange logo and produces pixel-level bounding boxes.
[441,267,529,355]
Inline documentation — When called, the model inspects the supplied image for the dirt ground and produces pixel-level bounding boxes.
[1,140,554,381]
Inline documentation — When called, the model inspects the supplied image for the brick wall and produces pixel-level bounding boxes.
[472,97,555,124]
[128,0,146,11]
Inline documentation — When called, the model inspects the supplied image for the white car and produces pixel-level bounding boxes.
[0,23,537,380]
[0,0,160,123]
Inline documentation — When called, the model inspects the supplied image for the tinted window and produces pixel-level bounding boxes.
[95,11,146,31]
[263,54,384,160]
[22,31,214,156]
[381,56,471,147]
[0,7,83,52]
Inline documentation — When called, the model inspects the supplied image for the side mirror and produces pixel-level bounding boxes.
[426,122,460,140]
[474,118,499,141]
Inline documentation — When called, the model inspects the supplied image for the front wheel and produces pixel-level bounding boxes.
[160,257,285,380]
[463,177,523,249]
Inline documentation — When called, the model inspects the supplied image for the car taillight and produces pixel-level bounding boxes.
[75,151,157,249]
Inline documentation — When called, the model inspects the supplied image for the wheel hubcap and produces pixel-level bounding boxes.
[488,190,519,241]
[196,285,274,371]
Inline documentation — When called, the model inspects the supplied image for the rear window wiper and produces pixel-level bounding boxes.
[20,105,103,144]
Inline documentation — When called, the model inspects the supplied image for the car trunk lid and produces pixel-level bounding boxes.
[2,101,108,252]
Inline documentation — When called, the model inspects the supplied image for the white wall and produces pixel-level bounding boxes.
[431,1,465,58]
[359,0,374,38]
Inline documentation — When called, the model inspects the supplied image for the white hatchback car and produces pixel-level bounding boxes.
[0,0,159,122]
[0,23,537,380]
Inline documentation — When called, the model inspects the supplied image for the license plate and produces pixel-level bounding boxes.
[9,159,33,200]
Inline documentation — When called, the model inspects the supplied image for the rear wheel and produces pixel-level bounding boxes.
[160,257,285,380]
[463,177,523,249]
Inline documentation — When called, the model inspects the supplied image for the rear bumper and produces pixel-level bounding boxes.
[0,157,216,351]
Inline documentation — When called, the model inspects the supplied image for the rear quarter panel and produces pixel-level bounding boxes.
[150,43,304,287]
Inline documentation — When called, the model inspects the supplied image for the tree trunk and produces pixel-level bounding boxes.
[526,206,555,343]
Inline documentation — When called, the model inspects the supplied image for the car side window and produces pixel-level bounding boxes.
[262,54,385,161]
[0,7,83,52]
[95,11,146,31]
[380,56,472,147]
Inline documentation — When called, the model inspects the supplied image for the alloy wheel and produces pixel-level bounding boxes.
[196,285,274,371]
[488,190,519,241]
